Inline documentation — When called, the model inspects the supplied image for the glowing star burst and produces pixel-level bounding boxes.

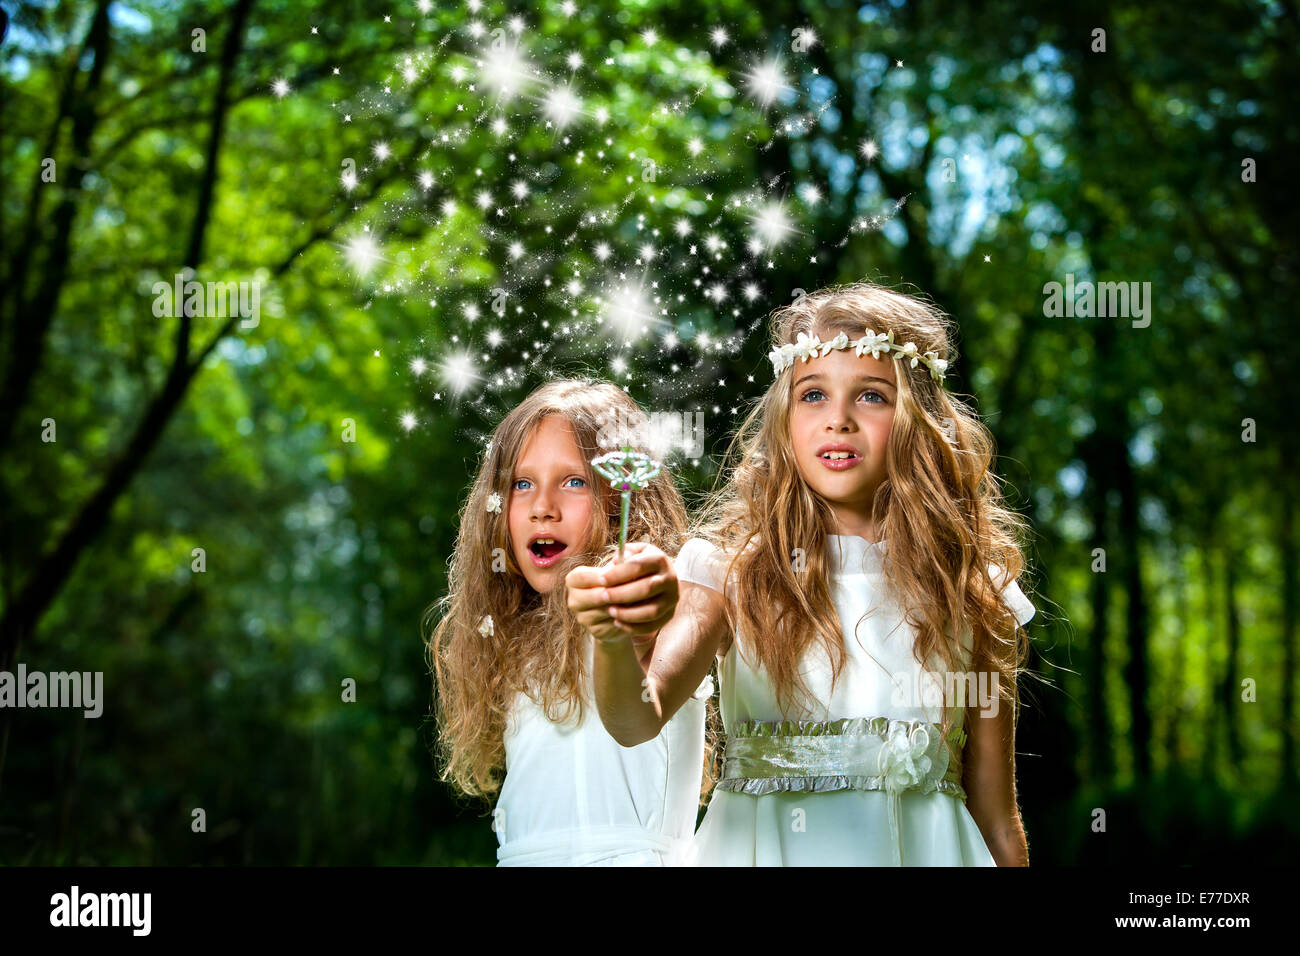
[271,77,291,98]
[400,412,419,431]
[342,233,384,277]
[479,39,538,103]
[744,57,792,108]
[749,199,797,249]
[438,350,481,396]
[599,280,659,343]
[541,83,584,130]
[860,138,880,162]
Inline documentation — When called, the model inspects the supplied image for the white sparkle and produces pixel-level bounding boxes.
[744,57,791,108]
[749,199,797,248]
[343,233,384,277]
[600,278,660,343]
[439,350,481,396]
[542,83,584,131]
[479,38,538,102]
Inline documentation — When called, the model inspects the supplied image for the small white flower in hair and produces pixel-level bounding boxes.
[820,331,850,357]
[485,492,503,514]
[792,331,822,363]
[767,324,950,385]
[478,615,495,637]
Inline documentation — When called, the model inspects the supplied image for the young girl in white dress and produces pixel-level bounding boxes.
[426,379,712,866]
[574,282,1039,865]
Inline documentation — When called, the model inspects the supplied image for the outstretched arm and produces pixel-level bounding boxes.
[568,545,728,747]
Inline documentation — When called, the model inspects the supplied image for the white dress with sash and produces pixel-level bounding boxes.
[676,534,1036,866]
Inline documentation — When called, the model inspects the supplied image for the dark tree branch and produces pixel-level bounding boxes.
[2,0,112,327]
[0,45,437,659]
[0,0,257,661]
[0,0,113,456]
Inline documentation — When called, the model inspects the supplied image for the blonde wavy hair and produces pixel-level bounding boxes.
[426,377,718,802]
[691,281,1035,749]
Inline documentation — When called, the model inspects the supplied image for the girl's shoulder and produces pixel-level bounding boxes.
[986,561,1036,626]
[675,536,750,596]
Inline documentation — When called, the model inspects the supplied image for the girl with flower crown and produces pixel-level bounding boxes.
[569,282,1039,865]
[426,378,714,866]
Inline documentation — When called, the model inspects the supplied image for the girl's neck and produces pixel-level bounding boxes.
[828,511,880,543]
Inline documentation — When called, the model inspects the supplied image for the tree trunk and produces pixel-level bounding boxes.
[1201,547,1220,780]
[1282,451,1297,783]
[0,0,113,455]
[1162,543,1189,771]
[1084,433,1114,781]
[1223,547,1243,769]
[1115,433,1151,781]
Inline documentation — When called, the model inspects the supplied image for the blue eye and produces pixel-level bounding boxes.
[798,388,886,404]
[512,477,587,491]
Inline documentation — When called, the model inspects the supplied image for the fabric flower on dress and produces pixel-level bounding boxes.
[691,674,716,701]
[478,615,494,637]
[878,721,932,791]
[485,492,502,514]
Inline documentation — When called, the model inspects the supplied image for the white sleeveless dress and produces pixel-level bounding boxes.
[494,637,713,866]
[676,534,1036,866]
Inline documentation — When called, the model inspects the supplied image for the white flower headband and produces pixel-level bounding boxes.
[768,330,949,385]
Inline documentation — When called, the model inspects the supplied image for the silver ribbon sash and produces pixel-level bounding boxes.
[718,716,968,866]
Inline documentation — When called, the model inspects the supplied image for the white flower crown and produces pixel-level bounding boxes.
[768,330,949,384]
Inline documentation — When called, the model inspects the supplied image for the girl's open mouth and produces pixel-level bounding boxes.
[818,451,862,471]
[528,537,569,568]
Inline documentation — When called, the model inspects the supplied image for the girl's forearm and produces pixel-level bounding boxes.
[591,636,664,747]
[985,817,1029,866]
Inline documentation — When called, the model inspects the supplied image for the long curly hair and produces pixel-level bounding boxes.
[691,281,1036,748]
[426,377,717,802]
